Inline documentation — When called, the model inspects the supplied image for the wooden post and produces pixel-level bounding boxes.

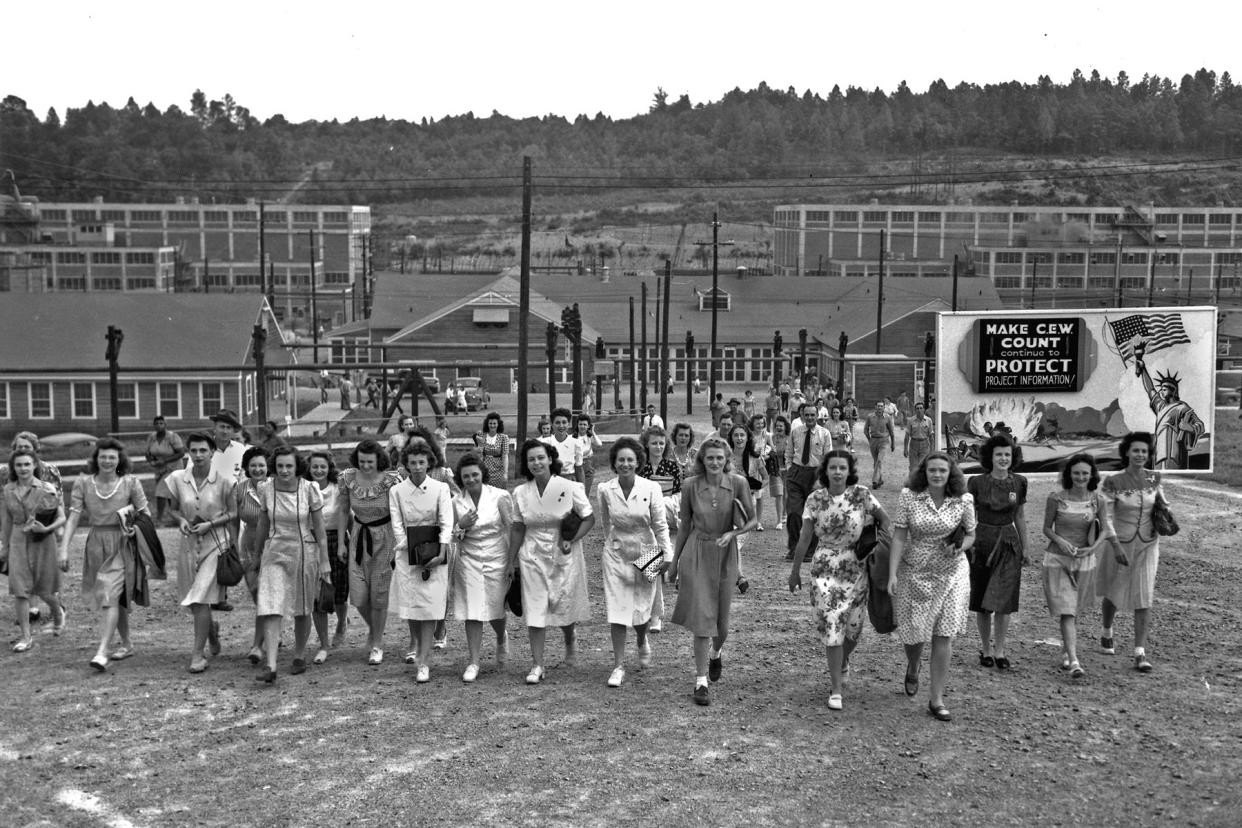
[105,325,124,435]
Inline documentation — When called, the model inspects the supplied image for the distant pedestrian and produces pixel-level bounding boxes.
[145,416,185,524]
[365,378,379,409]
[339,376,353,411]
[863,401,896,489]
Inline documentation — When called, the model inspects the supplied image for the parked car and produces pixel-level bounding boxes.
[395,368,439,394]
[457,377,490,411]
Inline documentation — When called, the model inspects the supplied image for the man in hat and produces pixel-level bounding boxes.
[198,408,252,610]
[727,397,742,424]
[1135,348,1204,469]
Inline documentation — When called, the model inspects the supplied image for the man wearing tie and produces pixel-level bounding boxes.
[640,404,665,432]
[783,402,830,563]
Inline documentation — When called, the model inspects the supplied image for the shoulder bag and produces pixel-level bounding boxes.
[1151,497,1179,537]
[214,525,245,587]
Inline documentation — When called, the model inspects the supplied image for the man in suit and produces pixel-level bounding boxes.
[783,402,831,563]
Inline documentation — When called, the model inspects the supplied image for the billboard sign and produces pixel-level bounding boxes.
[938,307,1216,475]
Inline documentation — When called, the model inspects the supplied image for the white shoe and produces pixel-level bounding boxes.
[433,636,447,650]
[649,619,662,634]
[756,523,765,531]
[416,665,431,683]
[526,665,545,685]
[462,663,480,683]
[368,648,383,665]
[827,693,843,711]
[404,650,418,664]
[607,666,625,687]
[313,649,329,665]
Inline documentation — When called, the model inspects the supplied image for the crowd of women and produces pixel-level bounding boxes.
[2,416,1171,718]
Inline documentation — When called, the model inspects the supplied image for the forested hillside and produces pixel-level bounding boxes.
[3,69,1242,207]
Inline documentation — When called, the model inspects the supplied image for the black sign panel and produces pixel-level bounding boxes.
[975,317,1083,393]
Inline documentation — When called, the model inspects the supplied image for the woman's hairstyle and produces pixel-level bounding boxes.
[1119,431,1155,466]
[400,441,437,469]
[536,418,551,434]
[748,414,767,431]
[1060,452,1100,491]
[88,438,131,475]
[979,432,1023,472]
[772,414,791,435]
[670,422,695,446]
[640,425,670,461]
[7,449,38,481]
[11,431,40,452]
[691,435,733,476]
[241,446,270,478]
[574,413,592,430]
[482,411,504,433]
[550,407,572,424]
[399,424,446,468]
[727,424,755,468]
[350,438,391,471]
[453,451,489,488]
[304,450,339,484]
[817,449,859,488]
[907,451,967,496]
[518,438,563,480]
[183,431,216,452]
[609,436,646,471]
[270,444,307,477]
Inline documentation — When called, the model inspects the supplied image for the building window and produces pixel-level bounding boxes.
[1182,214,1205,225]
[995,251,1022,265]
[833,211,858,222]
[1208,213,1232,225]
[57,278,86,290]
[890,211,914,223]
[994,276,1022,289]
[697,289,730,312]
[1057,252,1085,265]
[206,273,229,287]
[1155,214,1178,225]
[264,211,287,226]
[41,209,67,221]
[1123,252,1148,264]
[1027,252,1053,265]
[131,210,163,222]
[293,211,318,223]
[0,382,7,418]
[234,211,257,223]
[158,382,181,419]
[28,382,52,419]
[100,209,126,221]
[94,278,123,290]
[72,382,96,418]
[168,211,199,224]
[946,212,974,223]
[1056,276,1083,288]
[235,273,263,287]
[244,375,256,415]
[126,278,156,290]
[1093,213,1119,223]
[805,210,830,223]
[862,210,887,223]
[1066,212,1089,223]
[917,211,941,223]
[72,209,96,222]
[1090,252,1117,265]
[57,251,86,264]
[1011,212,1029,223]
[115,382,138,419]
[200,382,223,419]
[323,212,348,223]
[92,251,122,265]
[1089,276,1114,288]
[127,251,155,264]
[980,212,1009,224]
[1121,276,1146,289]
[324,272,350,284]
[204,211,229,223]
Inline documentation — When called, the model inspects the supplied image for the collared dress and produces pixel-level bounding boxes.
[511,475,593,627]
[70,474,149,610]
[389,474,454,621]
[339,468,403,616]
[164,467,234,606]
[1096,472,1163,612]
[2,479,63,599]
[671,473,752,637]
[967,473,1028,614]
[256,479,324,617]
[802,485,882,646]
[474,432,509,484]
[315,480,348,606]
[539,435,582,479]
[891,488,977,645]
[451,484,513,622]
[234,479,266,579]
[1042,491,1102,617]
[597,475,672,627]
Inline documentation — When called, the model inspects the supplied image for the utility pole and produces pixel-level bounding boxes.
[1186,268,1194,305]
[252,324,268,424]
[660,260,671,424]
[545,322,559,414]
[1147,252,1157,307]
[640,280,649,412]
[203,257,210,293]
[951,254,959,311]
[628,297,636,414]
[517,156,532,453]
[105,326,124,436]
[837,332,848,399]
[309,228,319,364]
[1215,259,1223,306]
[685,330,695,415]
[259,202,271,309]
[1114,240,1124,308]
[1030,260,1038,309]
[694,212,734,401]
[875,228,886,354]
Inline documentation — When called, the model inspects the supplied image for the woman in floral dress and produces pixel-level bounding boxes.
[1,449,67,652]
[788,450,890,711]
[887,451,976,722]
[473,412,510,483]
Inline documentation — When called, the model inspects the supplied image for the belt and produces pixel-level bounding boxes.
[353,514,393,565]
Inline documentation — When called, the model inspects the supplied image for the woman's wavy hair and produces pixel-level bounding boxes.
[816,449,859,488]
[979,432,1023,472]
[1118,431,1155,468]
[690,435,733,476]
[304,450,339,484]
[350,438,391,471]
[1059,452,1100,491]
[640,425,671,462]
[610,436,646,471]
[670,422,695,446]
[907,451,967,496]
[270,444,307,478]
[87,438,131,475]
[518,438,563,480]
[453,452,489,488]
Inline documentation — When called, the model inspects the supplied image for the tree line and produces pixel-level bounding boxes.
[2,68,1241,206]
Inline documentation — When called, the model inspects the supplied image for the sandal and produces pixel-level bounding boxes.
[108,645,135,661]
[12,638,33,653]
[979,651,995,668]
[1069,661,1085,678]
[89,654,108,672]
[904,662,921,696]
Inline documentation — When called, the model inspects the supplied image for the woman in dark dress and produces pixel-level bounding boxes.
[967,433,1028,671]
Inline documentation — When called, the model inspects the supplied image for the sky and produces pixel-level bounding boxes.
[7,0,1241,124]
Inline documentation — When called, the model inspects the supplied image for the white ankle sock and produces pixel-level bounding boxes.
[709,648,721,660]
[695,675,709,688]
[1134,647,1145,657]
[1102,627,1114,638]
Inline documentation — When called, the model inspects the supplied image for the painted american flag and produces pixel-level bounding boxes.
[1108,313,1191,365]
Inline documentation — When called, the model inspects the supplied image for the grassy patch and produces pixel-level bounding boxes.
[1195,412,1242,487]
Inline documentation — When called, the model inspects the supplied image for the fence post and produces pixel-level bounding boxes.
[253,324,268,424]
[105,325,124,436]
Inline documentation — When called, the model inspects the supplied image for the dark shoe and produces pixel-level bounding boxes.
[693,684,710,706]
[904,663,921,696]
[783,552,795,562]
[928,701,952,722]
[291,658,306,675]
[979,651,995,668]
[1135,654,1153,673]
[708,656,723,683]
[28,607,42,624]
[994,656,1011,670]
[1100,636,1115,655]
[256,668,277,684]
[211,601,234,612]
[736,576,749,595]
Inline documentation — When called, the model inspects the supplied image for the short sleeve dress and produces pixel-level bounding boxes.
[316,480,348,606]
[389,475,454,621]
[235,479,266,577]
[475,432,509,483]
[1042,491,1102,617]
[967,473,1028,614]
[892,488,977,645]
[256,478,323,617]
[671,473,752,638]
[802,485,882,646]
[339,468,403,616]
[511,476,593,627]
[597,476,672,627]
[71,474,149,610]
[1096,472,1162,612]
[164,468,234,606]
[2,479,63,599]
[451,484,512,622]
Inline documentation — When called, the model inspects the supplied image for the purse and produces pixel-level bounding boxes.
[505,570,523,617]
[633,546,664,582]
[854,521,884,562]
[944,523,967,550]
[214,527,245,587]
[732,497,750,530]
[763,452,779,476]
[313,578,336,614]
[405,525,441,567]
[28,508,61,543]
[1152,497,1179,537]
[560,509,584,542]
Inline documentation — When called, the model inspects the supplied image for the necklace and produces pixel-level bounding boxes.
[92,475,122,500]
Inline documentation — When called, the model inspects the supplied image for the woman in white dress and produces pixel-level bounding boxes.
[390,442,453,683]
[165,432,236,674]
[306,450,346,664]
[508,438,595,684]
[597,437,672,687]
[234,447,271,663]
[450,452,513,682]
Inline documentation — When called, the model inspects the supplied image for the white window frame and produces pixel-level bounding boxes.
[71,381,97,419]
[199,382,224,419]
[243,375,256,416]
[28,381,53,419]
[0,382,8,418]
[115,381,140,420]
[157,382,182,420]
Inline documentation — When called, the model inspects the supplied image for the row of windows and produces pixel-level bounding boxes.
[602,346,777,383]
[791,209,1242,226]
[0,381,220,421]
[43,208,356,225]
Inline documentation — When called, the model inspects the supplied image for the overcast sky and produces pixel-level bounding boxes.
[8,1,1239,123]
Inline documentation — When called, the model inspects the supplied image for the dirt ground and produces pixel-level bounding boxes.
[2,425,1240,827]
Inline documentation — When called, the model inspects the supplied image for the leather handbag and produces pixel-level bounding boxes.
[313,578,336,614]
[633,546,664,582]
[28,508,61,543]
[944,523,967,550]
[1152,498,1179,536]
[732,497,750,530]
[854,522,884,562]
[559,509,584,541]
[505,571,523,617]
[405,525,441,567]
[214,528,245,587]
